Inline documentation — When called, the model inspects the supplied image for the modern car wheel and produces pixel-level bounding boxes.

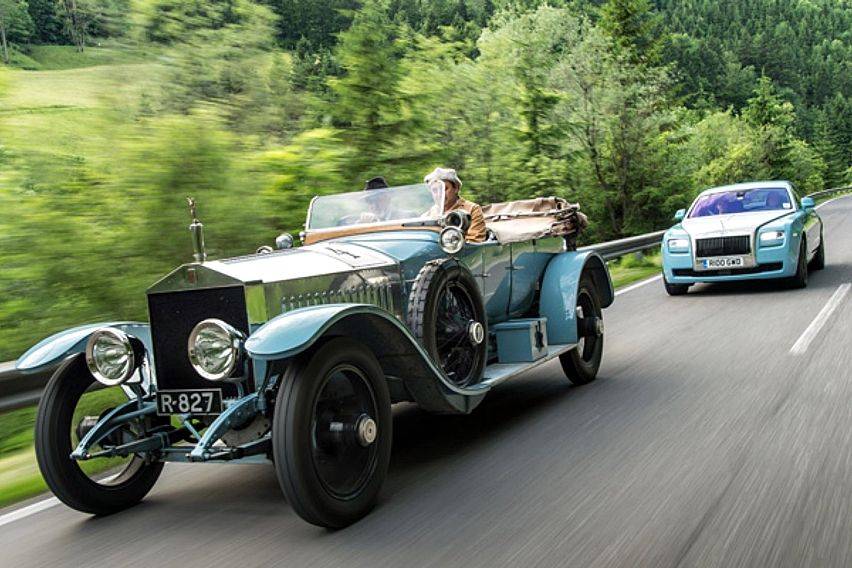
[809,231,825,270]
[273,338,392,528]
[663,276,690,296]
[787,238,809,289]
[559,275,604,385]
[35,356,164,515]
[407,260,487,387]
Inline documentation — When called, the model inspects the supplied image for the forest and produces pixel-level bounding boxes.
[0,0,849,360]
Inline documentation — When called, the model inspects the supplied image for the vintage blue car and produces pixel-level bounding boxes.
[662,181,825,295]
[17,182,613,528]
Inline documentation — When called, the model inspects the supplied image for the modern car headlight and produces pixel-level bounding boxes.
[759,230,785,246]
[667,238,690,252]
[188,319,245,381]
[85,327,142,386]
[439,226,465,255]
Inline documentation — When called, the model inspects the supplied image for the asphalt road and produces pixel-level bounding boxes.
[2,196,851,568]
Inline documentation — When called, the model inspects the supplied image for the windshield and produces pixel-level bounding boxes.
[307,183,444,230]
[688,188,793,218]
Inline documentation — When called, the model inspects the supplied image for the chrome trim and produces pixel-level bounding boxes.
[85,327,140,386]
[187,319,246,382]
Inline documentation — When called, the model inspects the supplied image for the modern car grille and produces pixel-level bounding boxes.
[147,286,249,396]
[673,262,782,277]
[695,236,750,257]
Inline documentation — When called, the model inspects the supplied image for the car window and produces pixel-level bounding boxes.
[307,183,444,230]
[688,188,792,218]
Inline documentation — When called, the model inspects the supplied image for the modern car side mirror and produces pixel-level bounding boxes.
[275,233,294,249]
[800,197,815,210]
[674,209,686,221]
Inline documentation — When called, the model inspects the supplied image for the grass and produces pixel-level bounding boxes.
[607,250,662,289]
[8,43,157,71]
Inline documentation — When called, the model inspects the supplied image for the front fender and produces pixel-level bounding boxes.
[539,251,613,345]
[245,304,486,414]
[16,322,152,372]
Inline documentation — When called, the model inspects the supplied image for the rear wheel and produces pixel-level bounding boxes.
[663,276,690,296]
[273,338,392,528]
[559,276,604,385]
[35,356,163,515]
[786,238,809,289]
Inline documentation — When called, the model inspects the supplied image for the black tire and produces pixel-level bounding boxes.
[273,338,392,528]
[786,238,809,289]
[35,356,163,515]
[809,231,825,270]
[663,276,690,296]
[559,275,604,385]
[406,260,487,387]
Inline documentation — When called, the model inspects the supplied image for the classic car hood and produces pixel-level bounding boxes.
[148,242,398,294]
[681,210,793,236]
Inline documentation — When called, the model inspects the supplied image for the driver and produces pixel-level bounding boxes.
[424,167,486,243]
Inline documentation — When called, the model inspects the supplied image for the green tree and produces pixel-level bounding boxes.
[599,0,663,65]
[0,0,33,63]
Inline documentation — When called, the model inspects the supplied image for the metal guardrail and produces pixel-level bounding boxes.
[1,186,850,412]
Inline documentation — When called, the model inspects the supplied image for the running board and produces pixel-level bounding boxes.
[470,344,577,391]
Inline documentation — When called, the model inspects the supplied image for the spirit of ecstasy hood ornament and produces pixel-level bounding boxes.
[187,197,207,263]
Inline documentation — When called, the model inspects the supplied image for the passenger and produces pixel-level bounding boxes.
[423,167,486,243]
[360,176,414,222]
[765,191,784,210]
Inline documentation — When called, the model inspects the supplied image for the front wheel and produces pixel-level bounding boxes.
[786,238,809,289]
[809,232,825,270]
[273,338,392,528]
[663,276,690,296]
[35,356,163,515]
[559,276,604,385]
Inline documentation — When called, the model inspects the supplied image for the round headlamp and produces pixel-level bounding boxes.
[439,226,465,255]
[85,327,141,386]
[188,319,245,381]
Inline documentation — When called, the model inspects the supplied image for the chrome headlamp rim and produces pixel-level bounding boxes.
[439,226,465,255]
[85,327,139,386]
[187,318,245,382]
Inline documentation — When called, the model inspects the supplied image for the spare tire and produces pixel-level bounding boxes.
[406,260,487,387]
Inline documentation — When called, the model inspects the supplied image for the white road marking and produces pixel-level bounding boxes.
[615,274,662,296]
[0,471,120,527]
[0,497,59,528]
[790,283,851,355]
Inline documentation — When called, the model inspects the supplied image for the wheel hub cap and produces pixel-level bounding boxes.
[355,414,377,447]
[468,321,485,345]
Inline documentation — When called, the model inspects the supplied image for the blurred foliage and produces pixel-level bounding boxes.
[0,0,849,360]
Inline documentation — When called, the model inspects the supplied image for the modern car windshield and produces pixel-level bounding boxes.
[688,188,792,218]
[307,183,444,230]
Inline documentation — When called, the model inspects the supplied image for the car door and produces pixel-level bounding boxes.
[461,241,512,323]
[508,238,560,319]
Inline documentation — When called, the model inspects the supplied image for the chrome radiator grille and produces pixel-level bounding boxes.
[695,236,751,257]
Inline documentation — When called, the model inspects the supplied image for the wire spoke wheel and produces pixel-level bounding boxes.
[35,356,163,515]
[407,260,487,389]
[273,338,392,528]
[311,364,380,499]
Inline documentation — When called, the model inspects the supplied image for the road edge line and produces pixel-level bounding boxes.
[790,283,851,355]
[616,274,662,296]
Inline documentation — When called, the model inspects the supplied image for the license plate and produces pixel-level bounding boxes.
[157,389,223,415]
[698,256,744,270]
